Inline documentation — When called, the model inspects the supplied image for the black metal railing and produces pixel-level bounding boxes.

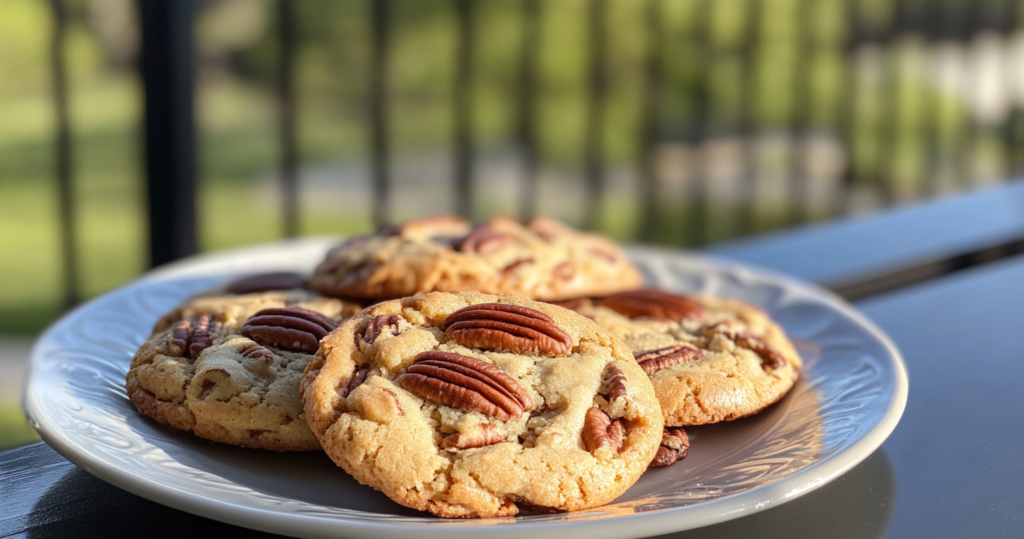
[41,0,1024,311]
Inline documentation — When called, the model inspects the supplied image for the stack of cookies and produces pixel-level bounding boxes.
[126,215,801,518]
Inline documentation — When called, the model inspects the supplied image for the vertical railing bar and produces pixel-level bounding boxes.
[369,0,391,228]
[637,0,663,242]
[517,0,540,222]
[999,0,1020,178]
[49,0,77,309]
[735,0,762,236]
[955,0,978,189]
[835,0,864,217]
[686,0,713,245]
[583,0,607,231]
[277,0,299,238]
[922,0,949,197]
[787,0,813,224]
[140,0,198,267]
[876,0,905,206]
[453,0,474,220]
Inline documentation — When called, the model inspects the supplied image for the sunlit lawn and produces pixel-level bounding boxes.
[0,405,39,451]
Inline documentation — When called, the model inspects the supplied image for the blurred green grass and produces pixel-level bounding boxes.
[0,405,39,451]
[0,0,986,338]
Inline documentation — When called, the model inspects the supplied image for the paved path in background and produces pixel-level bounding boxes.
[0,337,32,404]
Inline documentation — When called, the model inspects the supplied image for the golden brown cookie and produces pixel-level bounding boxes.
[126,274,361,451]
[151,272,361,334]
[301,291,663,518]
[308,216,643,302]
[563,290,802,427]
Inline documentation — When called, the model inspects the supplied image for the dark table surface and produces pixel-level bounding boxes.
[4,184,1024,538]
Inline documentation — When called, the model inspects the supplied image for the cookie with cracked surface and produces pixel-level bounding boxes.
[127,281,357,451]
[308,215,643,302]
[561,290,801,428]
[301,291,663,518]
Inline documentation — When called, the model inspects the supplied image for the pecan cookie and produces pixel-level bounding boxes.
[562,290,801,427]
[126,274,360,451]
[151,272,361,333]
[308,216,643,302]
[301,291,663,518]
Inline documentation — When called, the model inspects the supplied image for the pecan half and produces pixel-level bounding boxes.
[225,272,306,294]
[649,427,690,468]
[458,227,516,254]
[397,351,532,420]
[362,314,404,344]
[242,307,338,353]
[702,322,786,370]
[604,365,628,403]
[582,408,625,454]
[599,289,705,321]
[442,423,509,451]
[635,344,704,375]
[168,315,215,360]
[444,303,572,356]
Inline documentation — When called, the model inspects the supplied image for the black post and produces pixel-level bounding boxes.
[736,0,763,235]
[517,0,541,222]
[453,0,475,220]
[49,0,77,309]
[277,0,299,238]
[637,0,663,242]
[370,0,391,229]
[139,0,197,267]
[787,0,812,224]
[922,0,950,197]
[835,0,863,217]
[686,3,713,245]
[876,0,907,206]
[583,0,608,231]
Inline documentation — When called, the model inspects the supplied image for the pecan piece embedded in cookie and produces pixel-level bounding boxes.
[582,408,624,454]
[649,427,690,468]
[599,289,705,321]
[635,344,704,375]
[168,315,215,360]
[362,314,404,344]
[340,364,370,398]
[239,342,275,362]
[379,215,470,240]
[458,227,516,254]
[603,365,628,403]
[397,350,532,420]
[242,307,338,353]
[442,423,509,451]
[703,322,786,370]
[444,303,572,356]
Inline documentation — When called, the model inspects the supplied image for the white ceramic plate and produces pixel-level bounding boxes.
[24,238,907,539]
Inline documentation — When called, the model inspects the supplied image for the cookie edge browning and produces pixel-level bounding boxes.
[126,335,325,452]
[308,221,644,302]
[301,291,664,518]
[655,296,802,426]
